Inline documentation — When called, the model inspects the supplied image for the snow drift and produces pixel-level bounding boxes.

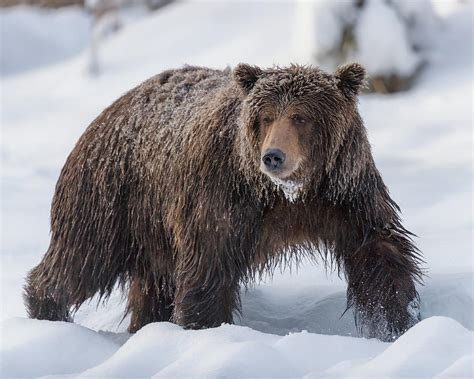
[1,316,472,378]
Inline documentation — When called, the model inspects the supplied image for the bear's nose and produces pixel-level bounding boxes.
[262,149,286,170]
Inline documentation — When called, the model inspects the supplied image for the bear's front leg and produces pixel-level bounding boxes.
[172,252,241,329]
[343,225,423,341]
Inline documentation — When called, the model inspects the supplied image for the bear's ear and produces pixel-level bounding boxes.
[334,63,366,98]
[233,63,264,93]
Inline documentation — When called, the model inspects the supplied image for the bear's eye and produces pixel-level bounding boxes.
[261,116,273,126]
[291,114,307,125]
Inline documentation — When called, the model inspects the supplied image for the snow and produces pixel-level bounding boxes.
[0,6,91,77]
[1,317,121,378]
[302,0,439,77]
[352,0,421,76]
[328,317,473,378]
[269,177,305,203]
[294,0,356,69]
[1,1,473,378]
[392,0,439,50]
[2,317,472,378]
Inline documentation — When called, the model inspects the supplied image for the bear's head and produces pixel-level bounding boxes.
[234,63,367,200]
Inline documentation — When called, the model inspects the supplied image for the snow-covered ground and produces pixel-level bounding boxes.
[0,6,91,77]
[1,1,473,378]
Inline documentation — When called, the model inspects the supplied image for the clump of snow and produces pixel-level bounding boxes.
[298,0,439,79]
[352,0,421,77]
[270,177,305,203]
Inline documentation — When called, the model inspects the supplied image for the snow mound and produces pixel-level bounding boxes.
[1,317,472,378]
[352,0,421,76]
[331,316,474,378]
[0,317,120,378]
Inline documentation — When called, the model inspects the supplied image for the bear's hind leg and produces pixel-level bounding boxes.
[127,274,175,333]
[24,261,72,321]
[24,240,126,322]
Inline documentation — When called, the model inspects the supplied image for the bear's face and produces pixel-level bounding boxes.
[234,63,366,194]
[257,102,315,180]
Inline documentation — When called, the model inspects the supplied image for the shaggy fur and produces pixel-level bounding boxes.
[24,64,423,341]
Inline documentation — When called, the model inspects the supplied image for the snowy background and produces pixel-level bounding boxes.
[1,0,473,377]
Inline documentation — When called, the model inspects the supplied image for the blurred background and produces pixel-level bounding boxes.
[1,0,463,85]
[1,0,473,335]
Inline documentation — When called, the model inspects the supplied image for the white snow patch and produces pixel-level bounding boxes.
[352,0,421,76]
[330,317,474,378]
[0,318,120,378]
[270,177,305,203]
[1,317,472,378]
[292,0,356,67]
[392,0,440,50]
[298,0,439,77]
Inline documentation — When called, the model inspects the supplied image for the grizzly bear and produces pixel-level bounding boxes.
[24,63,423,341]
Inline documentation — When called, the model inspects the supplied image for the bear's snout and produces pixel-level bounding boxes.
[262,149,286,171]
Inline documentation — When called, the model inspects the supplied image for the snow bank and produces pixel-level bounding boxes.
[331,317,474,378]
[0,318,120,378]
[79,322,385,378]
[1,317,472,378]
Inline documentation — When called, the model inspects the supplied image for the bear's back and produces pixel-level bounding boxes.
[110,66,231,139]
[72,66,234,175]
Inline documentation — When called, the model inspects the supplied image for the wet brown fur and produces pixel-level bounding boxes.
[24,63,423,341]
